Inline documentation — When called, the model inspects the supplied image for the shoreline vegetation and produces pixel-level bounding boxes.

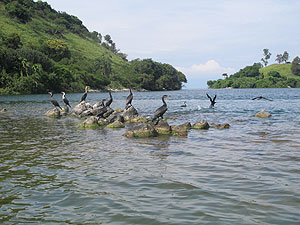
[0,0,187,95]
[207,52,300,89]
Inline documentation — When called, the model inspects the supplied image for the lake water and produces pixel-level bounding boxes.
[0,88,300,224]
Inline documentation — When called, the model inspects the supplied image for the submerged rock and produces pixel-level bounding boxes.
[192,120,210,129]
[123,123,157,138]
[210,123,230,129]
[45,108,61,118]
[255,110,272,118]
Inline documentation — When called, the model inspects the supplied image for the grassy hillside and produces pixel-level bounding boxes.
[0,0,186,94]
[260,63,300,79]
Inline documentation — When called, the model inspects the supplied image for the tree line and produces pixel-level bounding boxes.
[0,0,186,95]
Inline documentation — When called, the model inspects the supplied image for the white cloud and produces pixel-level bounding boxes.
[176,60,236,78]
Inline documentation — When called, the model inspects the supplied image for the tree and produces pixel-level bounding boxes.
[291,56,300,76]
[275,54,283,64]
[261,48,271,67]
[282,51,289,63]
[222,73,228,79]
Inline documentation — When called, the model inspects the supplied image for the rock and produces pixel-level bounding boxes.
[216,123,230,129]
[107,120,125,128]
[192,120,210,129]
[71,102,92,117]
[122,106,139,121]
[78,116,99,128]
[80,109,93,118]
[154,119,171,135]
[171,122,191,136]
[103,107,114,118]
[106,111,124,124]
[255,110,272,118]
[123,123,158,138]
[0,108,7,112]
[45,108,61,118]
[61,106,69,116]
[127,116,149,123]
[115,108,123,113]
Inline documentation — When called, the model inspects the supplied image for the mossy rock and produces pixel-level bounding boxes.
[123,123,158,138]
[78,123,100,129]
[154,119,171,135]
[171,122,191,136]
[192,120,210,129]
[78,116,100,129]
[107,121,125,128]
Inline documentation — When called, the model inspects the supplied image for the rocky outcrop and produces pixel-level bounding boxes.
[71,101,93,118]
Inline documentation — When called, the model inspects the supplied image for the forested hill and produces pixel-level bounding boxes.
[0,0,187,95]
[207,62,300,89]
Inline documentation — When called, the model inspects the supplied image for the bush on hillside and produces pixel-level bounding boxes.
[291,56,300,76]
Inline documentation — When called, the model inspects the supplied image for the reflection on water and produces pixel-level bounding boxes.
[1,88,300,224]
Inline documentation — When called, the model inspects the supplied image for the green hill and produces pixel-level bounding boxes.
[259,63,299,79]
[207,62,300,89]
[0,0,186,95]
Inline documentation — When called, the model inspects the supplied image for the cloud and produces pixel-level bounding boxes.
[176,60,236,78]
[176,60,237,88]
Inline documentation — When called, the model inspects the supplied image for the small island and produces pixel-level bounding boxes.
[207,50,300,89]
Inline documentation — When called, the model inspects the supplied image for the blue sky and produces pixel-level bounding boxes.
[43,0,300,88]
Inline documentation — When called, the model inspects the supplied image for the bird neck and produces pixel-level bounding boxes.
[162,97,167,105]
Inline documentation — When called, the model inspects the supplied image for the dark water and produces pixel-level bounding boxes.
[0,88,300,224]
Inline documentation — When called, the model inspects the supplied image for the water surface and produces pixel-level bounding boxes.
[0,88,300,224]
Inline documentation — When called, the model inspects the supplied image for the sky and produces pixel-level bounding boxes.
[43,0,300,88]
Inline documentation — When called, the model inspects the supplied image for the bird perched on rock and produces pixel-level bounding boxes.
[48,92,62,110]
[61,92,71,108]
[125,89,133,109]
[105,90,113,107]
[152,95,168,122]
[81,86,89,102]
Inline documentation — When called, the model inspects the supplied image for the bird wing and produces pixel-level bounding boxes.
[206,93,212,102]
[213,95,217,102]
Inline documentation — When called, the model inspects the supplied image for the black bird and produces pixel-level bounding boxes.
[125,89,133,109]
[48,92,62,110]
[80,86,89,102]
[252,96,273,101]
[152,95,168,122]
[206,93,217,108]
[181,101,187,107]
[105,90,113,107]
[61,92,71,108]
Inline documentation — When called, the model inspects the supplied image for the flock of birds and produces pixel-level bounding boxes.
[48,87,272,122]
